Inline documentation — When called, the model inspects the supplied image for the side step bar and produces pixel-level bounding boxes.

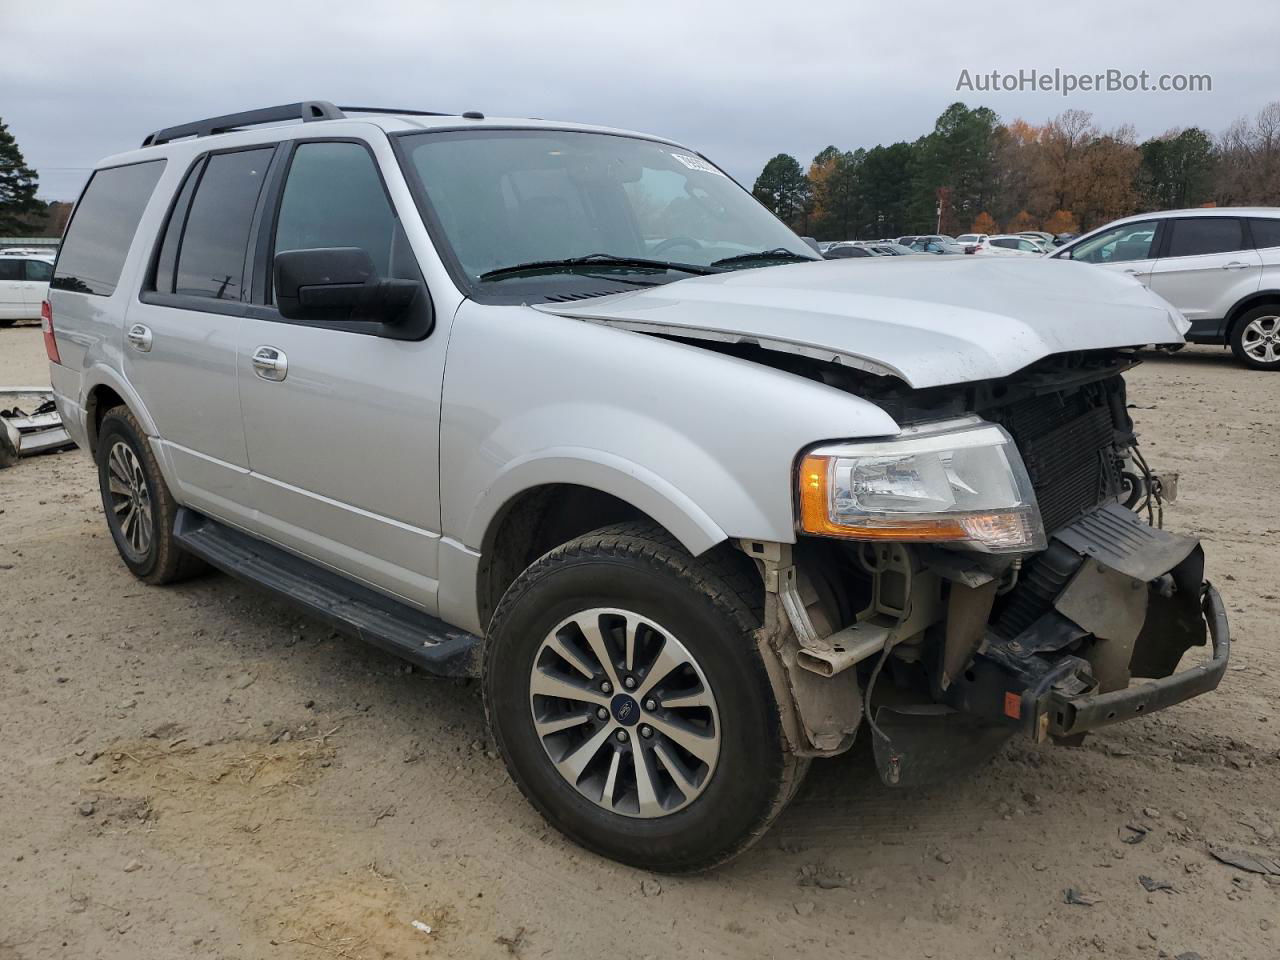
[173,508,481,677]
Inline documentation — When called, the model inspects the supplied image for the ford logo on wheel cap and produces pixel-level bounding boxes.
[610,693,640,726]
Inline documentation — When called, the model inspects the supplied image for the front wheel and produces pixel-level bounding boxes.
[483,522,807,872]
[1230,306,1280,370]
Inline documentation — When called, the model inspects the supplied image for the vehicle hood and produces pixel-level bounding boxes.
[533,256,1188,388]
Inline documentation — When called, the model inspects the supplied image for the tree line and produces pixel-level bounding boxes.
[751,101,1280,241]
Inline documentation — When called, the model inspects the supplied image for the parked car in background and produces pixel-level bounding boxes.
[865,242,916,256]
[0,252,54,326]
[956,233,989,247]
[824,243,878,258]
[1051,208,1280,369]
[910,237,966,255]
[1018,231,1059,249]
[968,235,1047,257]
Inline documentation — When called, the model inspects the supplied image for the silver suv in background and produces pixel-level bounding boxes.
[45,102,1229,872]
[1051,208,1280,369]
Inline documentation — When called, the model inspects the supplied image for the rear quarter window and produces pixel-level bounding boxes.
[52,160,166,296]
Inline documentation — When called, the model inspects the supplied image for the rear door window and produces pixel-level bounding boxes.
[173,148,273,300]
[51,160,165,296]
[24,259,53,281]
[1164,218,1247,258]
[1249,217,1280,250]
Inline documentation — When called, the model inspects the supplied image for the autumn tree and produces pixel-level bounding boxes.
[970,211,998,234]
[1042,210,1079,235]
[751,153,810,227]
[1007,210,1038,232]
[0,118,41,234]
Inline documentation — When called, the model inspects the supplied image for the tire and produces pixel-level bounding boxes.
[1230,305,1280,370]
[95,405,206,584]
[483,521,808,873]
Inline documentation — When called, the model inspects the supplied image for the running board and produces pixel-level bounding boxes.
[173,508,481,677]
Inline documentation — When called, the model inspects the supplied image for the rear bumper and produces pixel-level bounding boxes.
[1046,583,1229,736]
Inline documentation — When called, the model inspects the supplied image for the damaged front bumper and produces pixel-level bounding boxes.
[944,503,1230,744]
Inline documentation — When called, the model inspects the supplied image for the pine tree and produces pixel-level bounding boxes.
[0,118,41,234]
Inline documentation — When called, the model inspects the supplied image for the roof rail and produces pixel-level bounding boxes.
[337,105,455,118]
[141,101,346,148]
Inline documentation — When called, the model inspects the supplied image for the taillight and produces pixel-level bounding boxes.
[42,300,61,365]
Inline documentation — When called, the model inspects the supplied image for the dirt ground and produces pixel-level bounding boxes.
[2,320,1277,960]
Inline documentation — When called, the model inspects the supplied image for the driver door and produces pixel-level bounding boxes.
[1057,219,1162,285]
[235,139,447,611]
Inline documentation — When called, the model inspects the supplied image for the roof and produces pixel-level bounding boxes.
[96,101,685,172]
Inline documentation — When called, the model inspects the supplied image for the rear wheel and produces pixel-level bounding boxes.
[1230,305,1280,370]
[95,405,206,584]
[483,521,807,872]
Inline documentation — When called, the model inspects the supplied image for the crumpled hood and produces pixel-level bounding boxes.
[534,256,1188,388]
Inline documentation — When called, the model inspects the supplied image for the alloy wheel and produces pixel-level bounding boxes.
[106,440,152,559]
[528,607,721,818]
[1241,314,1280,365]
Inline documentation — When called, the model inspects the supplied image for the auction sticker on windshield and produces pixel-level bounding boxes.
[671,153,726,176]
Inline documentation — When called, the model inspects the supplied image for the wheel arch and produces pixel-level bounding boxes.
[1224,290,1280,342]
[467,457,734,634]
[82,365,157,456]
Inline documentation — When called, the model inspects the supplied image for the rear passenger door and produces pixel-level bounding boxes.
[1148,217,1261,325]
[127,146,278,521]
[234,139,446,611]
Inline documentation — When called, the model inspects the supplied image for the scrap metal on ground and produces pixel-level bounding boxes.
[0,387,76,467]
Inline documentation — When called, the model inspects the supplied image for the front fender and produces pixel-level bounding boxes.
[440,300,902,555]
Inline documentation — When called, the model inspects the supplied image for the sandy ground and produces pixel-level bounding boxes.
[2,321,1278,960]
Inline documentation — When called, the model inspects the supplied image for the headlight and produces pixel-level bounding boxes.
[798,419,1045,553]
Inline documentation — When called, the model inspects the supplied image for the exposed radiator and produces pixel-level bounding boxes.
[990,381,1123,535]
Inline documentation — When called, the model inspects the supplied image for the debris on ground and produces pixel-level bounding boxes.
[1120,823,1150,844]
[410,920,432,935]
[1139,875,1174,893]
[1064,888,1100,906]
[0,389,75,464]
[640,878,662,897]
[495,927,527,955]
[1207,846,1280,876]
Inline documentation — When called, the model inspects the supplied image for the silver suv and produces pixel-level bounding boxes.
[46,102,1229,871]
[1051,208,1280,369]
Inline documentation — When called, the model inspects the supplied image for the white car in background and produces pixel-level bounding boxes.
[0,252,54,326]
[1051,208,1280,370]
[968,235,1045,257]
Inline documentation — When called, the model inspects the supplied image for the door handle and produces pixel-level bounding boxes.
[126,323,153,352]
[252,345,288,382]
[1222,261,1251,270]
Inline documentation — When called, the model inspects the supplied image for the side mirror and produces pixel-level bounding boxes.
[274,247,424,327]
[800,236,822,254]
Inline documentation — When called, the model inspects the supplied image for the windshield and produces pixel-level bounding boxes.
[398,129,817,298]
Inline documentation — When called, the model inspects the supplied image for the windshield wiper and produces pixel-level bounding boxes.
[710,248,816,268]
[479,253,717,281]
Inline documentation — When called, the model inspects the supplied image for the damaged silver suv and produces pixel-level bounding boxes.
[46,102,1229,872]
